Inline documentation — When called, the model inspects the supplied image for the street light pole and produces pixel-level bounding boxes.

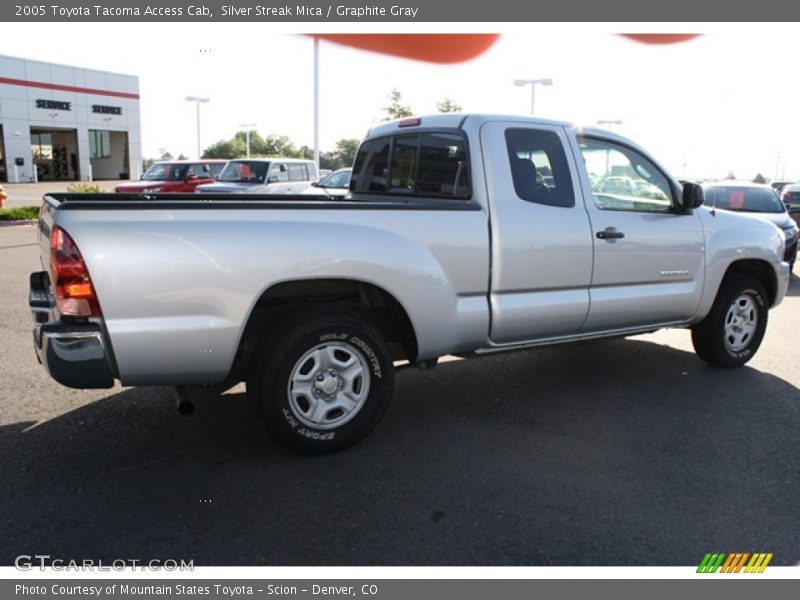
[239,123,257,158]
[513,78,553,115]
[185,96,210,159]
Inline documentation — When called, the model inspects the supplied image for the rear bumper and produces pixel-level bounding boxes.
[30,271,115,389]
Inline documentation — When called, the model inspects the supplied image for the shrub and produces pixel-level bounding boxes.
[67,183,105,193]
[0,206,39,221]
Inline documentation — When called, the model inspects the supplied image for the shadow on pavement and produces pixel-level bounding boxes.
[1,338,798,566]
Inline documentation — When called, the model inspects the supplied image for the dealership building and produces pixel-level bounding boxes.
[0,54,141,183]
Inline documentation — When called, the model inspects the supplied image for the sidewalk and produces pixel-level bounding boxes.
[1,180,127,208]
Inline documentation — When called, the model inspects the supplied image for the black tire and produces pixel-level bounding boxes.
[691,275,768,367]
[247,311,394,454]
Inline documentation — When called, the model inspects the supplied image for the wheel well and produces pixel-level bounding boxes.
[231,279,418,378]
[723,260,778,306]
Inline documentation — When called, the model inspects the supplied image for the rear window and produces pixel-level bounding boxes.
[350,131,471,199]
[704,186,784,213]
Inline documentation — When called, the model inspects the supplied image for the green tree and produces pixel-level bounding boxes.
[752,173,767,184]
[381,88,413,121]
[436,98,462,113]
[254,134,298,157]
[203,138,245,159]
[724,171,737,180]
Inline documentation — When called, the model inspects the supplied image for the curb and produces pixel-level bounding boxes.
[0,220,37,228]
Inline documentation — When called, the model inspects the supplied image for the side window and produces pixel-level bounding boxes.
[288,163,307,182]
[269,163,289,183]
[209,162,225,178]
[577,137,673,212]
[188,164,209,178]
[505,128,574,208]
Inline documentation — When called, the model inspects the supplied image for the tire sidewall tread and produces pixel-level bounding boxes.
[247,310,393,453]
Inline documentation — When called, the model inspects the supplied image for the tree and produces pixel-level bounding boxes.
[255,134,298,157]
[203,138,245,159]
[177,154,188,161]
[381,88,413,121]
[752,173,767,184]
[724,171,737,180]
[436,98,462,113]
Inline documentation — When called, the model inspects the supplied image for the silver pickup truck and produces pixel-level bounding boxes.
[30,114,791,453]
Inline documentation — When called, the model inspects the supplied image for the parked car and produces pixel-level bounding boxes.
[197,159,318,194]
[781,183,800,230]
[599,175,636,195]
[771,180,795,196]
[301,168,352,198]
[114,160,227,193]
[30,114,790,453]
[703,181,797,271]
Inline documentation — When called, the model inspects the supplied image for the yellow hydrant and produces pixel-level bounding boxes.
[0,185,6,210]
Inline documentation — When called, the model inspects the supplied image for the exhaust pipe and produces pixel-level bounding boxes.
[174,386,194,416]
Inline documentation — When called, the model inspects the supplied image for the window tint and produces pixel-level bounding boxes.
[389,136,417,193]
[505,128,574,208]
[351,132,470,198]
[417,133,470,197]
[578,137,673,213]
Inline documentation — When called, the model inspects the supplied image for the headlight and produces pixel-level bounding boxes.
[783,226,798,244]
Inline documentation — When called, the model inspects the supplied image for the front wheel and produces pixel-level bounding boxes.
[691,275,768,368]
[247,311,394,453]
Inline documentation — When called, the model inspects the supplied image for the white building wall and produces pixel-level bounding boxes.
[0,54,141,182]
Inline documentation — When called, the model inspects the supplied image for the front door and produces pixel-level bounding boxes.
[573,135,706,332]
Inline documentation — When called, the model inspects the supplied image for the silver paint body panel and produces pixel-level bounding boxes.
[39,114,790,386]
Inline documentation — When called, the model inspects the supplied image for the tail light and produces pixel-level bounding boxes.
[50,226,102,318]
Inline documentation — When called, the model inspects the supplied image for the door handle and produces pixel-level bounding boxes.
[596,227,625,240]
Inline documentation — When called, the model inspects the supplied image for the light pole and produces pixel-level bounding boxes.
[513,78,553,115]
[185,96,210,159]
[239,123,257,158]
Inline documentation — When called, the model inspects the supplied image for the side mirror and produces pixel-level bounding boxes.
[680,182,704,212]
[186,173,198,181]
[268,174,280,183]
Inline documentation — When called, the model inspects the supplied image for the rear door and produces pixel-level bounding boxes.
[571,135,705,332]
[481,121,594,344]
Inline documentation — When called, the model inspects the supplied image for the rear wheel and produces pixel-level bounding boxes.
[247,311,394,453]
[691,275,768,367]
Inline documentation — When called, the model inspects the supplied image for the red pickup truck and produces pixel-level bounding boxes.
[114,160,227,193]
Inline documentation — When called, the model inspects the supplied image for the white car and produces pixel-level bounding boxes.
[301,168,352,198]
[197,159,318,195]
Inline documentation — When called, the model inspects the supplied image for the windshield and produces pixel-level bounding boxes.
[141,163,189,181]
[704,186,784,213]
[318,169,351,188]
[218,160,270,183]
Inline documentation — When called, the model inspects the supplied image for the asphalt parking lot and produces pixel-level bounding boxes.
[1,223,798,566]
